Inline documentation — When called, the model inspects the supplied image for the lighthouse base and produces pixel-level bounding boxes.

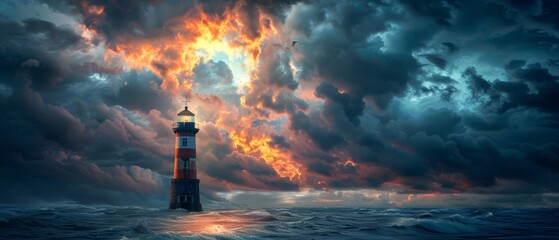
[169,179,202,212]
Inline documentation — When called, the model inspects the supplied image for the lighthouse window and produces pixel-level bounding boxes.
[179,116,195,122]
[187,195,193,203]
[182,138,187,147]
[179,195,186,202]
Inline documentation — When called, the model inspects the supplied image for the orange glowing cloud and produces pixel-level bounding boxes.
[230,128,302,180]
[105,2,280,94]
[81,1,104,16]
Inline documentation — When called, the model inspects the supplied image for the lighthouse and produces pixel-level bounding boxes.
[169,104,202,211]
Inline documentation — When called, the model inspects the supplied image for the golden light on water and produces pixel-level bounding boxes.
[167,211,266,235]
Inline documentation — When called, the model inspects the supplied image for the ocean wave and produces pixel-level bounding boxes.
[274,210,297,218]
[417,212,433,218]
[390,211,496,235]
[129,221,153,235]
[0,206,557,239]
[392,217,479,234]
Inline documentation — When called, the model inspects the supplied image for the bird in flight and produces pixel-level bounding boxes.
[273,41,299,50]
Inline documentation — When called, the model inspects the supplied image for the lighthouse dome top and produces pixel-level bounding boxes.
[177,106,195,116]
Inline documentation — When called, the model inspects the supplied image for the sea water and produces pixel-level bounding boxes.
[1,206,558,239]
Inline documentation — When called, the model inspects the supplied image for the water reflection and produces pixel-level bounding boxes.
[167,210,270,235]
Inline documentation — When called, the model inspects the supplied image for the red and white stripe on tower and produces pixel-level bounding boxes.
[173,129,197,179]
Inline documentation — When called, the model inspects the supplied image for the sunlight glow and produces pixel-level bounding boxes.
[168,211,261,235]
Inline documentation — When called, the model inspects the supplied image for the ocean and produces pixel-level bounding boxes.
[0,206,558,239]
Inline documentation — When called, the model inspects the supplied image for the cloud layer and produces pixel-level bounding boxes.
[1,0,558,207]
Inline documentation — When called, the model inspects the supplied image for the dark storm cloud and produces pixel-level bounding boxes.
[533,0,559,31]
[463,67,502,110]
[506,60,559,83]
[22,18,84,50]
[0,18,89,149]
[427,74,457,84]
[12,79,87,150]
[205,152,299,191]
[0,13,175,205]
[391,107,464,139]
[464,67,493,97]
[460,110,510,131]
[442,42,458,53]
[44,0,197,46]
[269,134,290,149]
[340,88,559,194]
[421,54,447,69]
[398,0,457,26]
[520,143,559,174]
[274,0,559,198]
[106,70,173,114]
[287,0,423,109]
[289,111,345,151]
[0,150,166,206]
[0,18,86,89]
[244,43,308,117]
[462,62,559,113]
[0,76,167,206]
[315,82,365,126]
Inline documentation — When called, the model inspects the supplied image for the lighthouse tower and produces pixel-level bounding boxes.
[169,104,202,211]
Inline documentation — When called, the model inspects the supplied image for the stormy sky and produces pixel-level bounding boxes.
[1,0,558,208]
